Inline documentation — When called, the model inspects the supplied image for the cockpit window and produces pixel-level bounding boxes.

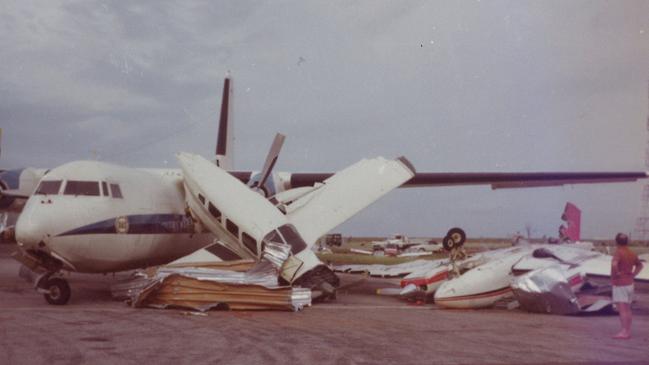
[261,224,307,255]
[35,180,62,195]
[101,181,109,197]
[278,224,307,254]
[64,181,100,196]
[110,184,123,199]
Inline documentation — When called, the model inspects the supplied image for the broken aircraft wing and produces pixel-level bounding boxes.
[283,156,416,246]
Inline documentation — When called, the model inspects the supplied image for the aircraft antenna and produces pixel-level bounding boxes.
[633,80,649,242]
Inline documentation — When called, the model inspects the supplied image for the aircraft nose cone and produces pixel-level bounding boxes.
[15,213,49,250]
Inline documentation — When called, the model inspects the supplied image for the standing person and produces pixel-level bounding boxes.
[611,233,644,339]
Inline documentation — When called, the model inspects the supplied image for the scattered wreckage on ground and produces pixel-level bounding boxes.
[110,226,647,315]
[336,234,649,315]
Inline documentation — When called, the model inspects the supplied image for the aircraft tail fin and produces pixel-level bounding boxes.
[561,202,581,241]
[215,77,232,169]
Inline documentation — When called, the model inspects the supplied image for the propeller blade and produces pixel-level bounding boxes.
[0,190,29,199]
[252,133,285,194]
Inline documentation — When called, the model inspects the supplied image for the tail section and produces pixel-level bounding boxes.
[215,78,232,169]
[560,202,581,241]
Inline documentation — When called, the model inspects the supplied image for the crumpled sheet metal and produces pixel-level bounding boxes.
[511,266,584,315]
[133,274,311,312]
[111,258,311,312]
[261,240,292,270]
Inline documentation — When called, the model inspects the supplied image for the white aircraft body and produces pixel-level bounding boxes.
[16,161,214,274]
[2,78,648,305]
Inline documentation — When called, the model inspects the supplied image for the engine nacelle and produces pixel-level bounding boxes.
[0,168,47,212]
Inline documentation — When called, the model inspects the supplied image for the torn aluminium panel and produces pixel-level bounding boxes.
[511,265,612,315]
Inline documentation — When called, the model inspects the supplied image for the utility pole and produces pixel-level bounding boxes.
[633,81,649,242]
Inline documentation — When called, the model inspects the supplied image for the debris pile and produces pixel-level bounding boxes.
[112,241,312,312]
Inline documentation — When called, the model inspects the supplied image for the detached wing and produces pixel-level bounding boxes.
[289,171,647,190]
[284,157,416,246]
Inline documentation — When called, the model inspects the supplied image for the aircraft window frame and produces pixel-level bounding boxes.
[242,232,258,255]
[110,183,123,199]
[263,230,284,244]
[63,180,101,196]
[101,181,109,197]
[208,202,221,221]
[35,180,62,195]
[226,219,239,238]
[277,224,308,254]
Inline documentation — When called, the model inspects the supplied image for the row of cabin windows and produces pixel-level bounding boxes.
[197,193,258,255]
[35,180,123,198]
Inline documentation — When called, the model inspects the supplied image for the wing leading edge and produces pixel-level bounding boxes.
[288,171,647,190]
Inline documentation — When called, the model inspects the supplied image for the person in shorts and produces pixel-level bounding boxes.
[611,233,644,339]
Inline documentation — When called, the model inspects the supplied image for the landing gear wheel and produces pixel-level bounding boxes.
[442,227,466,250]
[43,277,71,305]
[442,236,456,251]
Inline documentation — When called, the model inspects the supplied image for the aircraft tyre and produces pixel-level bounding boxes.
[447,227,466,246]
[443,227,466,251]
[42,277,71,305]
[442,236,455,251]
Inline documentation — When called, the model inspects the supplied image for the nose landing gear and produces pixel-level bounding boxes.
[36,276,71,305]
[15,248,72,305]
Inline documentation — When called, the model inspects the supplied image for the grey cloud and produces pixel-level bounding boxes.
[1,0,648,238]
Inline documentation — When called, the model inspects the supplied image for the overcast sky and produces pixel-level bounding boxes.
[1,1,649,239]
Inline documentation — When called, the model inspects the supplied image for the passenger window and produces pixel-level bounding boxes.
[110,184,123,199]
[198,194,205,205]
[64,181,100,196]
[101,181,109,197]
[242,232,258,255]
[226,219,239,237]
[208,202,221,220]
[35,180,62,195]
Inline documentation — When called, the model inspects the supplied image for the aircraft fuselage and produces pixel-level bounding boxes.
[15,160,215,273]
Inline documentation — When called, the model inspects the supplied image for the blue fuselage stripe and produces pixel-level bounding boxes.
[57,214,195,236]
